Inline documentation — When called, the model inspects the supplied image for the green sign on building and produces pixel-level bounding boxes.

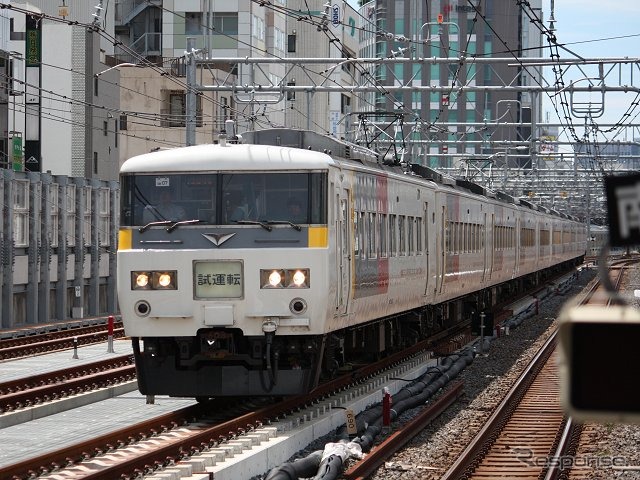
[25,16,41,66]
[12,136,23,172]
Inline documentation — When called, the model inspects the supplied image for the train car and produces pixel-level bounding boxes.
[117,129,586,398]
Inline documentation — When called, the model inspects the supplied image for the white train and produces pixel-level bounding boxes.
[117,129,586,398]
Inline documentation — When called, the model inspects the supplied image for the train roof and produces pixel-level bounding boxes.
[121,128,583,224]
[242,128,380,165]
[120,142,335,173]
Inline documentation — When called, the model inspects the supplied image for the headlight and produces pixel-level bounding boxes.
[268,270,283,287]
[153,271,177,289]
[260,269,310,289]
[261,269,285,288]
[131,270,177,290]
[290,269,309,288]
[132,271,151,290]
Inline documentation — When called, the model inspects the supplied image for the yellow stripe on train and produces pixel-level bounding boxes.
[308,226,328,248]
[118,229,132,250]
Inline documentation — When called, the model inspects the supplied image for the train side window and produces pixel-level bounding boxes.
[464,223,467,253]
[353,211,360,258]
[408,216,414,256]
[416,217,423,254]
[445,219,450,253]
[399,215,406,256]
[464,223,469,253]
[379,213,387,258]
[368,212,376,259]
[360,211,367,259]
[450,222,455,253]
[471,224,475,252]
[389,214,397,257]
[471,223,478,252]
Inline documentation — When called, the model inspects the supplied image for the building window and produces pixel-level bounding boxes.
[341,49,356,75]
[13,180,29,247]
[212,13,238,35]
[252,15,265,41]
[66,185,76,247]
[185,12,203,35]
[287,81,295,101]
[83,187,92,246]
[120,114,127,131]
[98,188,110,246]
[274,28,286,53]
[163,90,203,127]
[94,75,98,96]
[288,33,297,52]
[93,152,98,174]
[169,92,185,127]
[341,94,351,114]
[10,18,25,40]
[103,120,108,136]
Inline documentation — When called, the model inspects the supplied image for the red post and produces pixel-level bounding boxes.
[382,387,392,431]
[72,336,79,359]
[107,315,115,353]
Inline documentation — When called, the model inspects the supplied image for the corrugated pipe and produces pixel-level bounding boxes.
[264,345,477,480]
[264,450,323,480]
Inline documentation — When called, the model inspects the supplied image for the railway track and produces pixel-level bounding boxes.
[0,355,135,413]
[440,332,562,480]
[0,335,442,479]
[0,266,598,480]
[0,319,125,361]
[435,259,633,480]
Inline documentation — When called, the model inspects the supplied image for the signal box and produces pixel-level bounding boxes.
[558,304,640,423]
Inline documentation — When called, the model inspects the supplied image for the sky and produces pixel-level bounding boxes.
[543,0,640,148]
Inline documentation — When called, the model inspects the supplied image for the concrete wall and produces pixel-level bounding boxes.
[0,169,119,328]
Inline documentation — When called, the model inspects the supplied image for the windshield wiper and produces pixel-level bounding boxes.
[236,219,273,231]
[139,220,172,233]
[265,220,302,231]
[167,219,202,232]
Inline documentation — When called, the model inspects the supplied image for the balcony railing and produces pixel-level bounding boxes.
[114,32,162,64]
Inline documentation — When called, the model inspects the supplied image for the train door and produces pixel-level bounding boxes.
[481,213,487,282]
[515,217,520,275]
[487,213,494,280]
[437,205,446,294]
[423,201,429,296]
[336,190,351,315]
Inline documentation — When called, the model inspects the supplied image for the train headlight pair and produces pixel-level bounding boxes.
[131,271,177,290]
[260,269,309,288]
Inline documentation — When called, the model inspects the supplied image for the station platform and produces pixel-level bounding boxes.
[0,339,195,468]
[1,337,133,383]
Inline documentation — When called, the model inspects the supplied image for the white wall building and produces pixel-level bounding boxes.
[2,1,120,180]
[114,0,362,165]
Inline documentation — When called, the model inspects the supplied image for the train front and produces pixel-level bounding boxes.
[116,143,333,397]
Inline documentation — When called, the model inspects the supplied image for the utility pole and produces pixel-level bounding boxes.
[186,37,197,146]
